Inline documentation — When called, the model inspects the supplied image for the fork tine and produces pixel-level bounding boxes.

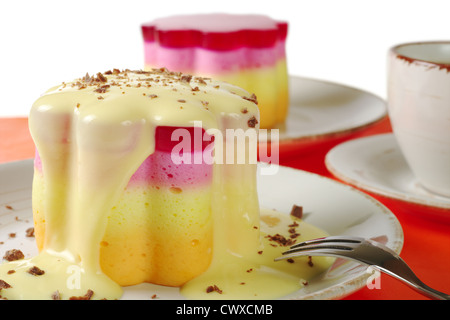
[289,235,363,250]
[274,236,365,262]
[283,244,354,254]
[274,246,352,261]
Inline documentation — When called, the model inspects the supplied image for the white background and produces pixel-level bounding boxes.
[0,0,449,117]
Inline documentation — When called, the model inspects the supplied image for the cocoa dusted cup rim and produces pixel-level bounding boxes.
[390,41,450,70]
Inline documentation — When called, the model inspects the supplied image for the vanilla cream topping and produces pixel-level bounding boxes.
[0,69,331,300]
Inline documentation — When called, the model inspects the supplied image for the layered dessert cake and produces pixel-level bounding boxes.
[141,14,289,129]
[0,69,331,300]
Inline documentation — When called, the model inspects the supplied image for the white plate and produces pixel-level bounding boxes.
[0,159,403,300]
[274,76,387,144]
[325,133,450,212]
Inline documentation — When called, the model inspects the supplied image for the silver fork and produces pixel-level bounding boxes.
[275,236,449,300]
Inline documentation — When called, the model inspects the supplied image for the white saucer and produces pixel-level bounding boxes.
[0,159,403,300]
[274,76,387,144]
[325,133,450,211]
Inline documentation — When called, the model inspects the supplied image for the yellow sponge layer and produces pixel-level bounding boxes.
[217,61,289,128]
[33,173,213,287]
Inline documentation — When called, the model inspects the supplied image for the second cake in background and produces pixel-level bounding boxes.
[141,13,289,129]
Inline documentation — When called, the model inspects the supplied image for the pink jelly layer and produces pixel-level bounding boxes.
[141,14,288,51]
[128,148,212,187]
[144,41,286,73]
[34,126,214,188]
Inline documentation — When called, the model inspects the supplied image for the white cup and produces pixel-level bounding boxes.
[388,41,450,197]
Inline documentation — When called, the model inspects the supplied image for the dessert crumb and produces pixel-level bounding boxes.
[290,205,303,219]
[307,256,314,267]
[51,290,61,300]
[247,116,258,128]
[3,249,25,262]
[27,266,45,276]
[69,289,94,300]
[265,233,295,247]
[0,279,12,289]
[25,227,35,237]
[206,285,223,294]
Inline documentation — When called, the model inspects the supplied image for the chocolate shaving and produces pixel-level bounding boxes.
[81,73,91,82]
[3,249,24,262]
[94,85,110,93]
[195,77,207,85]
[96,72,107,83]
[181,74,192,83]
[206,285,223,294]
[265,233,296,247]
[247,116,258,128]
[51,291,61,300]
[75,81,87,90]
[25,227,35,237]
[243,93,258,105]
[289,233,300,239]
[288,227,300,239]
[156,67,169,73]
[288,221,299,228]
[69,289,94,300]
[27,266,45,276]
[290,205,303,219]
[0,280,12,289]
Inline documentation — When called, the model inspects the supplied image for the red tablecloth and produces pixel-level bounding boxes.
[1,116,449,300]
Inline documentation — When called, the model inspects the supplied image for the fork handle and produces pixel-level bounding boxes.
[413,283,450,300]
[376,257,449,300]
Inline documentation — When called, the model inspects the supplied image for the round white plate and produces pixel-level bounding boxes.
[325,133,450,211]
[0,159,403,300]
[274,76,387,143]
